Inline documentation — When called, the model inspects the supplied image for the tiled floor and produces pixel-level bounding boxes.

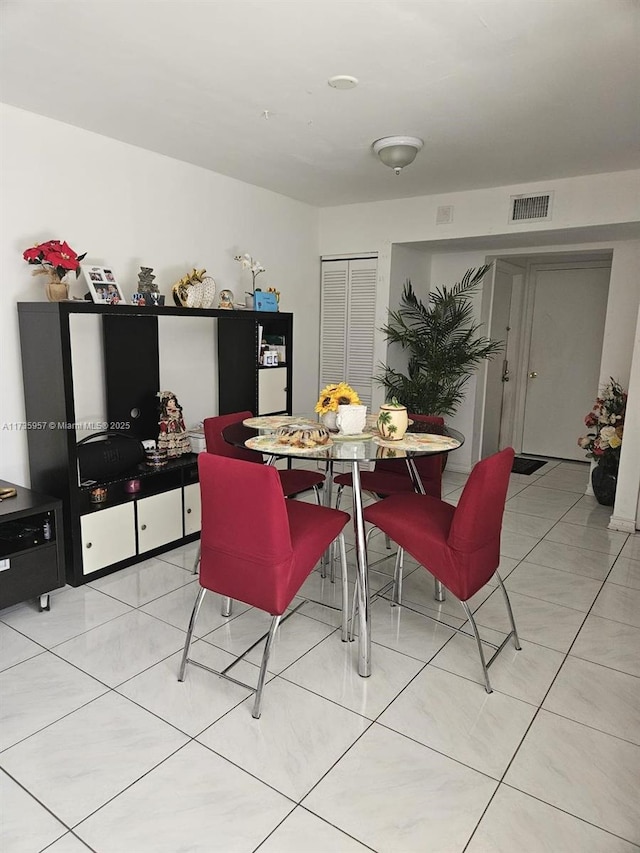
[1,459,639,852]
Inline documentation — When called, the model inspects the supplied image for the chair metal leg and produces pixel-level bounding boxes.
[313,485,321,506]
[191,544,201,575]
[252,614,282,719]
[178,587,206,680]
[384,533,392,550]
[496,572,522,650]
[460,600,492,694]
[391,547,404,606]
[335,484,344,510]
[221,596,233,617]
[337,532,350,641]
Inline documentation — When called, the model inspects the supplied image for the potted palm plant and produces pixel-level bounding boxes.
[377,265,503,417]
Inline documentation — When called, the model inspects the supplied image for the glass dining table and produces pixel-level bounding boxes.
[222,416,465,678]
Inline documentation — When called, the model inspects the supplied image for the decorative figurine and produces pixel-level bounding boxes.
[218,288,234,309]
[157,391,191,457]
[138,267,159,294]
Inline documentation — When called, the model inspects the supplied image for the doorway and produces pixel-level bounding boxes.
[480,254,611,462]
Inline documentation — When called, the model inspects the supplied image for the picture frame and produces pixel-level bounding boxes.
[81,264,127,305]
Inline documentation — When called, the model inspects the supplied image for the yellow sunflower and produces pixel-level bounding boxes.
[315,382,361,414]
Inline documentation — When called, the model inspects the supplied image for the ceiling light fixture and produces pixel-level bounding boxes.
[328,75,358,89]
[372,136,423,175]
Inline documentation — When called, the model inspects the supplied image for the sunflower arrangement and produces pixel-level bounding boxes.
[315,382,361,415]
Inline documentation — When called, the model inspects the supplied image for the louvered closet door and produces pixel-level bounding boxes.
[320,258,377,410]
[345,259,377,409]
[319,260,348,390]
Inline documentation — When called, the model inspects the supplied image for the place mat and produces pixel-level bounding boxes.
[372,433,461,452]
[331,431,374,441]
[245,435,334,455]
[242,415,316,429]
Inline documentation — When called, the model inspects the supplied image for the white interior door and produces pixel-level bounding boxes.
[521,265,610,460]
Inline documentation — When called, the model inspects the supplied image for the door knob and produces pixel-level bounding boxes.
[529,371,538,379]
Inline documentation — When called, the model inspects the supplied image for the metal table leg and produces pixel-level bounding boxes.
[320,460,334,578]
[406,456,446,602]
[351,461,371,677]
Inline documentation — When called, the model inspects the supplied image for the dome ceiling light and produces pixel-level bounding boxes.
[327,75,359,89]
[372,136,424,175]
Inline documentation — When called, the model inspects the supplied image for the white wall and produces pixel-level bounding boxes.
[319,178,640,528]
[0,104,319,486]
[384,244,431,389]
[319,171,640,251]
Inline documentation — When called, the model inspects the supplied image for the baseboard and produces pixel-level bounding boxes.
[608,515,638,534]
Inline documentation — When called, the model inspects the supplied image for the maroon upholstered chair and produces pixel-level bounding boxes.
[334,415,445,510]
[363,447,520,693]
[179,453,350,718]
[191,412,326,575]
[204,411,326,499]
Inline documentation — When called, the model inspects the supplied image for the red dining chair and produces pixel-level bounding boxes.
[179,453,350,718]
[191,411,326,575]
[363,447,520,693]
[334,414,445,510]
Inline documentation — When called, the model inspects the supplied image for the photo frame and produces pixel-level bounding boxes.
[81,264,126,305]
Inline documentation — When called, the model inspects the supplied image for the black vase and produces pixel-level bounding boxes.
[591,456,618,506]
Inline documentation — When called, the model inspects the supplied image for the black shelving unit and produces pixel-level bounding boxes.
[17,301,293,586]
[0,479,65,611]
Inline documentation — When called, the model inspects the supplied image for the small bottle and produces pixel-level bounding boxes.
[43,516,53,541]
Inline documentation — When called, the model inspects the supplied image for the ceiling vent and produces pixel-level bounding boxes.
[509,192,553,223]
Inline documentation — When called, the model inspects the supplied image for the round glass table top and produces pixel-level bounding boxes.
[222,416,464,462]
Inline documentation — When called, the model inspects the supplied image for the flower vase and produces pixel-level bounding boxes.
[321,411,338,432]
[45,273,69,302]
[591,456,618,506]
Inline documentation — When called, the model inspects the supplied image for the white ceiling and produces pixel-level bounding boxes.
[1,0,638,207]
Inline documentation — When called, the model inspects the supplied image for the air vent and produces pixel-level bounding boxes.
[509,192,553,223]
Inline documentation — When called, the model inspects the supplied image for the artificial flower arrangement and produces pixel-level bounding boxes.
[577,378,626,461]
[23,240,86,282]
[234,252,265,296]
[315,382,361,415]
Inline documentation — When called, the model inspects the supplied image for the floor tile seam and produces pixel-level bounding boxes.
[0,763,74,837]
[53,633,188,692]
[502,580,600,615]
[0,647,48,675]
[499,779,640,846]
[193,731,313,806]
[0,618,51,651]
[200,613,342,677]
[426,660,541,710]
[274,671,377,723]
[538,705,640,749]
[511,558,611,584]
[88,577,198,610]
[497,569,613,784]
[139,600,248,637]
[251,804,380,853]
[45,606,161,651]
[601,576,640,593]
[541,535,627,557]
[568,648,640,680]
[532,483,592,495]
[372,718,504,783]
[501,506,574,522]
[69,739,197,835]
[43,830,97,853]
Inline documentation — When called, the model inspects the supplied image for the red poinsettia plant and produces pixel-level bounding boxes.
[23,240,86,281]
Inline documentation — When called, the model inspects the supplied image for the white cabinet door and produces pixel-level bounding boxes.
[80,503,136,575]
[183,482,201,535]
[258,367,287,415]
[137,489,183,553]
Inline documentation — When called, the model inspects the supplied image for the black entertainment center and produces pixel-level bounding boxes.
[16,301,294,591]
